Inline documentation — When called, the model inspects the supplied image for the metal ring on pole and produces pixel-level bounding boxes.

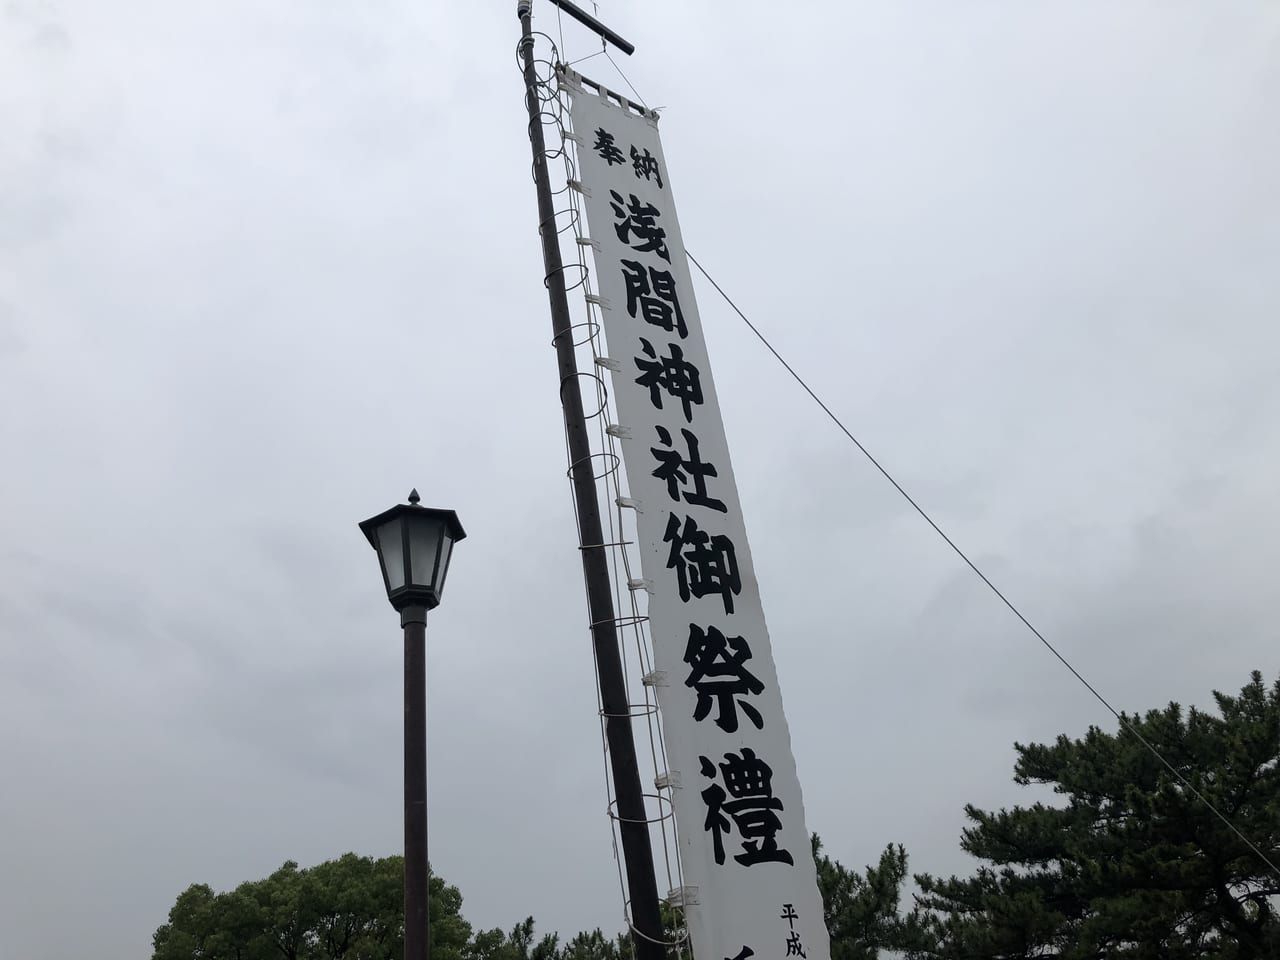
[567,450,621,482]
[530,66,562,102]
[618,900,691,950]
[532,57,559,86]
[558,370,608,417]
[606,792,675,827]
[547,171,575,195]
[531,156,579,188]
[528,77,563,110]
[532,80,561,106]
[599,701,660,721]
[590,613,649,631]
[528,111,567,156]
[576,538,634,551]
[531,86,561,111]
[550,319,601,349]
[539,205,580,237]
[544,261,589,292]
[527,106,565,135]
[515,32,559,72]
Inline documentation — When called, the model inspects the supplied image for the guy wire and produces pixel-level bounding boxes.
[685,248,1280,882]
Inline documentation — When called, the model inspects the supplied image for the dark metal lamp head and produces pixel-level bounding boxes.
[359,489,466,611]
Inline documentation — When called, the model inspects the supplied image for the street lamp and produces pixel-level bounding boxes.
[360,488,466,613]
[360,488,466,960]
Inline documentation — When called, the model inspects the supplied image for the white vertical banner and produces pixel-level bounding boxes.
[565,76,831,960]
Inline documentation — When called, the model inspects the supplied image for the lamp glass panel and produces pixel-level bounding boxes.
[407,515,443,589]
[376,518,406,592]
[436,536,454,598]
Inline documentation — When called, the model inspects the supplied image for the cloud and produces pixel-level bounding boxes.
[2,3,1277,959]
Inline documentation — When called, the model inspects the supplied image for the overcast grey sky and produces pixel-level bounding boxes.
[3,2,1278,959]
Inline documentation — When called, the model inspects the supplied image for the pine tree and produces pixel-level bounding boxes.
[912,671,1280,959]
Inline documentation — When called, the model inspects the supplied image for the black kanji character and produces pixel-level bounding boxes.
[609,190,670,261]
[593,128,625,166]
[785,933,807,959]
[702,760,733,866]
[700,749,794,867]
[635,338,703,422]
[684,624,764,732]
[663,514,741,615]
[630,144,663,187]
[780,905,798,928]
[651,426,726,513]
[621,260,686,338]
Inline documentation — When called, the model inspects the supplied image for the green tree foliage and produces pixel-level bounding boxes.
[466,902,684,960]
[503,904,694,960]
[152,854,471,960]
[557,927,632,960]
[912,671,1280,959]
[467,917,561,960]
[813,835,926,958]
[154,861,685,960]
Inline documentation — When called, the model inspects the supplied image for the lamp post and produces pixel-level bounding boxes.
[359,489,466,960]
